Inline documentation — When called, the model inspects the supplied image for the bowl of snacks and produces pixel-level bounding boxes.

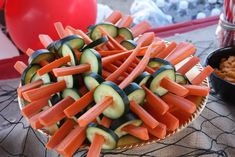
[206,46,235,103]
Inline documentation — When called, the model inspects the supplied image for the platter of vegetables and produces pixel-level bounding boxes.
[14,10,214,157]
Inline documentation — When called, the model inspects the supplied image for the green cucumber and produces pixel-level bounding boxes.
[90,23,118,40]
[28,49,55,65]
[120,40,137,50]
[118,27,134,40]
[84,72,105,91]
[124,83,146,105]
[134,72,151,86]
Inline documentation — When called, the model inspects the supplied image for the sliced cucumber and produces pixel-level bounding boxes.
[30,72,51,84]
[87,123,119,149]
[48,93,61,106]
[148,58,172,70]
[134,71,151,86]
[124,83,146,105]
[118,27,134,40]
[147,65,176,96]
[94,81,129,119]
[82,36,108,51]
[47,41,59,54]
[111,113,142,137]
[120,40,137,50]
[61,44,79,66]
[57,66,80,88]
[80,49,102,75]
[21,64,41,85]
[90,23,118,40]
[176,73,188,85]
[28,49,55,65]
[84,72,105,91]
[61,88,81,101]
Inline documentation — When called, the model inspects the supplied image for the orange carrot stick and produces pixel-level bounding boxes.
[68,27,93,44]
[37,56,71,76]
[183,85,210,97]
[38,34,53,48]
[77,96,113,127]
[130,100,159,129]
[177,56,200,75]
[149,40,166,58]
[100,116,112,128]
[64,89,95,118]
[46,119,76,149]
[122,124,149,140]
[56,126,86,157]
[14,61,27,74]
[162,93,196,114]
[23,80,67,102]
[52,64,90,77]
[142,123,166,139]
[142,85,169,115]
[105,10,122,24]
[86,134,105,157]
[136,32,155,47]
[39,96,75,126]
[29,111,45,129]
[21,96,50,118]
[191,66,214,85]
[170,108,192,125]
[25,48,35,57]
[160,77,189,97]
[102,69,111,78]
[165,42,196,65]
[54,22,67,38]
[131,21,151,37]
[117,15,133,28]
[17,79,43,98]
[155,42,177,59]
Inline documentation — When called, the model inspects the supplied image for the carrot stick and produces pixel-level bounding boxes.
[38,34,53,48]
[54,22,67,38]
[119,43,157,89]
[39,96,75,126]
[21,96,50,118]
[155,42,177,59]
[177,56,200,75]
[46,119,76,149]
[130,101,159,129]
[149,40,166,58]
[39,60,49,67]
[67,26,93,44]
[142,85,169,115]
[56,126,86,157]
[170,109,192,125]
[86,134,105,157]
[136,32,155,47]
[160,77,189,97]
[23,80,67,102]
[77,96,113,127]
[183,85,210,97]
[79,85,88,95]
[162,93,196,114]
[100,116,112,128]
[191,66,214,85]
[131,21,151,37]
[52,64,90,77]
[106,41,116,50]
[165,42,196,65]
[64,89,95,118]
[104,64,128,77]
[105,10,122,24]
[29,111,45,129]
[102,69,111,78]
[117,15,133,28]
[145,104,179,132]
[122,124,149,140]
[37,56,71,76]
[142,123,166,139]
[17,79,43,98]
[14,61,27,74]
[25,48,35,57]
[99,26,127,50]
[98,50,124,56]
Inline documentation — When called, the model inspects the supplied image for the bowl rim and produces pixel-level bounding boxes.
[205,46,235,87]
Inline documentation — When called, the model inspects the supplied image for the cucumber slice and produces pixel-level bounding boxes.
[94,81,129,119]
[80,49,102,75]
[90,23,118,40]
[147,65,176,96]
[82,36,108,51]
[120,40,137,50]
[176,73,188,85]
[48,93,61,106]
[47,41,59,54]
[124,83,146,105]
[61,44,79,66]
[87,123,119,149]
[28,49,55,65]
[57,66,80,88]
[21,64,41,85]
[111,113,142,137]
[118,27,134,40]
[148,58,173,70]
[84,72,105,91]
[61,88,81,101]
[134,71,151,86]
[30,72,51,84]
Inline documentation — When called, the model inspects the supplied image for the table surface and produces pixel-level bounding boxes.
[0,25,235,157]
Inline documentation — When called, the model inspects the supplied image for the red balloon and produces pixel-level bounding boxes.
[4,0,97,52]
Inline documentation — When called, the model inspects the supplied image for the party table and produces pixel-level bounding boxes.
[0,24,235,157]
